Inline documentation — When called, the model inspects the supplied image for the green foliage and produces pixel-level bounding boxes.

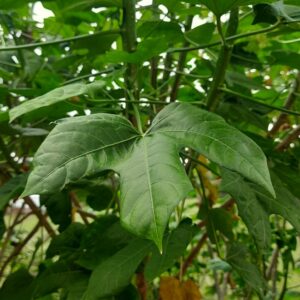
[0,0,300,299]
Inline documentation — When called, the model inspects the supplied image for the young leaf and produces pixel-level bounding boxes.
[9,81,104,121]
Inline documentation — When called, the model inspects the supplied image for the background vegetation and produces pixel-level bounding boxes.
[0,0,300,299]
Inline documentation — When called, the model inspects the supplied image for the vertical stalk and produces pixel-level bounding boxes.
[121,0,143,130]
[121,0,138,100]
[207,9,239,112]
[169,13,194,102]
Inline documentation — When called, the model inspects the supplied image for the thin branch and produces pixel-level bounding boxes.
[169,14,194,102]
[179,233,208,277]
[0,30,121,52]
[70,192,89,225]
[0,221,40,278]
[220,87,300,116]
[168,19,282,53]
[23,196,56,237]
[275,125,300,151]
[268,72,300,136]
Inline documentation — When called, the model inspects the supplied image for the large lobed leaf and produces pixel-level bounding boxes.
[22,103,274,249]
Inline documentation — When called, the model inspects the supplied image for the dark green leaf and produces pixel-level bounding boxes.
[226,243,265,297]
[86,185,113,211]
[0,268,34,300]
[144,219,197,281]
[40,191,72,232]
[185,23,215,45]
[221,169,300,251]
[83,238,152,299]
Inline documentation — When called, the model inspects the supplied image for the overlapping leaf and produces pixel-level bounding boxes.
[9,81,104,121]
[22,103,274,249]
[221,168,300,251]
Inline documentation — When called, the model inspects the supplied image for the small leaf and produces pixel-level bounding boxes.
[185,23,215,45]
[86,185,113,211]
[9,81,104,121]
[84,238,152,299]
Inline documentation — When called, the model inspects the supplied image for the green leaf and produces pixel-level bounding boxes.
[253,1,300,24]
[221,169,300,251]
[32,261,89,299]
[0,0,31,10]
[21,113,139,195]
[144,219,197,281]
[9,81,105,122]
[40,191,72,232]
[116,134,193,250]
[22,103,273,249]
[221,168,271,250]
[149,103,275,197]
[197,0,273,16]
[86,185,113,211]
[0,268,34,300]
[0,174,27,210]
[83,238,152,300]
[226,243,266,297]
[185,23,215,45]
[268,50,300,69]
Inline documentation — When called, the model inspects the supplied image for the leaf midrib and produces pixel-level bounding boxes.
[142,138,160,244]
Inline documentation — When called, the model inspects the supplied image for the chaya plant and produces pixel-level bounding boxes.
[0,0,300,299]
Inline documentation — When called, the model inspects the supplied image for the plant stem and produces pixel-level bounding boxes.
[0,30,121,52]
[169,13,194,102]
[207,8,239,112]
[121,0,141,129]
[179,233,208,277]
[24,196,56,237]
